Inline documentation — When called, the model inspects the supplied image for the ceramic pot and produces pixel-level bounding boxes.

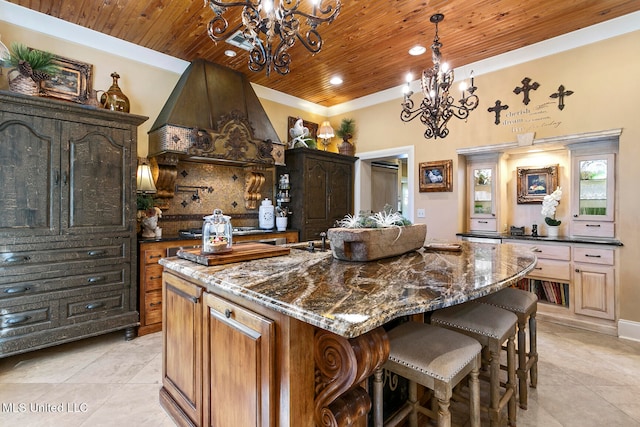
[276,217,288,231]
[546,225,559,238]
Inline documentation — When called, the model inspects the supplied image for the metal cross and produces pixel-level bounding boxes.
[487,100,509,125]
[513,77,540,105]
[550,85,574,110]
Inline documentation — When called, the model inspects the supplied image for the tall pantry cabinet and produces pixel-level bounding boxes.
[0,91,147,357]
[277,148,356,241]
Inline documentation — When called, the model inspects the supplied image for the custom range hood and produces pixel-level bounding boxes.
[148,59,284,166]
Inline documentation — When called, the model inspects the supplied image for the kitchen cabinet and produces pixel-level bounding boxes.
[503,238,618,334]
[161,269,314,427]
[137,231,298,336]
[202,292,275,427]
[570,147,616,237]
[0,91,147,357]
[467,154,504,233]
[278,148,356,241]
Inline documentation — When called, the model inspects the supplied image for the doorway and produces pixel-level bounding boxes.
[354,146,415,222]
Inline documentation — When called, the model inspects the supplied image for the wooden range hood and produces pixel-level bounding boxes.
[148,59,284,203]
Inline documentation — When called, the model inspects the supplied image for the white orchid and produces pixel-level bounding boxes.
[541,186,562,226]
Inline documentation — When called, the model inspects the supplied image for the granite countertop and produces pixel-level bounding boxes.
[160,240,537,338]
[456,232,623,246]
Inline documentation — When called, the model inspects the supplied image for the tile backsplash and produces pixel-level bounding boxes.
[154,161,275,235]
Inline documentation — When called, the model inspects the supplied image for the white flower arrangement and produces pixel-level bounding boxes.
[541,186,562,226]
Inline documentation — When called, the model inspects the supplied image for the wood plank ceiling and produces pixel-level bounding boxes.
[9,0,640,107]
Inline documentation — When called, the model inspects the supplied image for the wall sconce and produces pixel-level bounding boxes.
[318,121,335,151]
[136,158,157,194]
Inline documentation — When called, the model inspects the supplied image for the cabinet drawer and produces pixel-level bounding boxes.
[528,259,571,281]
[470,218,497,232]
[143,249,165,265]
[144,289,163,325]
[0,265,128,300]
[571,221,614,238]
[0,299,58,338]
[506,242,571,260]
[573,247,614,266]
[144,264,164,291]
[61,290,126,323]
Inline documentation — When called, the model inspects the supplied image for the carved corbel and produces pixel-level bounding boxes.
[150,153,179,200]
[244,165,268,209]
[314,327,389,427]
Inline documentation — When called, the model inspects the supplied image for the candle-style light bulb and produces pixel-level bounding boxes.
[470,70,475,87]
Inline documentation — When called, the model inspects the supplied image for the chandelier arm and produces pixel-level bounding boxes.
[208,0,253,8]
[207,15,244,42]
[296,28,322,53]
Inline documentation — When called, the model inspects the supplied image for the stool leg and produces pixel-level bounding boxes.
[408,380,419,427]
[469,355,481,427]
[488,342,501,427]
[373,367,384,427]
[507,334,517,427]
[517,317,528,409]
[435,390,452,427]
[529,312,538,388]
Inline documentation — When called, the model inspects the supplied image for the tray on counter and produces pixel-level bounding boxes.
[176,242,290,266]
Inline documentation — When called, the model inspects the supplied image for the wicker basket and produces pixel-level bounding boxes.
[7,69,39,96]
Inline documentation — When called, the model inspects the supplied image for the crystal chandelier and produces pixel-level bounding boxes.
[206,0,341,77]
[401,14,479,139]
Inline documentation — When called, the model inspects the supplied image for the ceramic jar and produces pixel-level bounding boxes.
[259,199,275,230]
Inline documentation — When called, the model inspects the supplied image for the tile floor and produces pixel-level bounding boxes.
[1,321,639,426]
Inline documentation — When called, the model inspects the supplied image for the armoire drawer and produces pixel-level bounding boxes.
[61,290,127,323]
[0,299,58,339]
[0,265,129,300]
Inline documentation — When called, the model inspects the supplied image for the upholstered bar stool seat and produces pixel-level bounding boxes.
[478,287,538,409]
[373,322,482,427]
[430,301,518,427]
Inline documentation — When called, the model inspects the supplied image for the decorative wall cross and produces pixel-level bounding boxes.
[550,84,574,110]
[488,100,509,125]
[513,77,540,105]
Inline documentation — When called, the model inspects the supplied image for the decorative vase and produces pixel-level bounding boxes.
[141,215,158,238]
[327,224,427,261]
[100,72,130,112]
[7,69,39,96]
[546,225,559,238]
[338,139,355,156]
[276,216,288,231]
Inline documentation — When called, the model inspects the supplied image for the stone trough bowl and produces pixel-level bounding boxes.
[326,224,427,262]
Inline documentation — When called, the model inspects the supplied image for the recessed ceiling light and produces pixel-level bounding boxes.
[330,76,343,85]
[408,45,426,56]
[224,49,237,57]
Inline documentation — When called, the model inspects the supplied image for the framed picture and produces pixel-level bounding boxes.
[40,54,93,104]
[516,164,559,204]
[419,159,453,192]
[287,116,318,148]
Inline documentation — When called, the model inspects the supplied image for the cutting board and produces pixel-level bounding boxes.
[177,242,290,266]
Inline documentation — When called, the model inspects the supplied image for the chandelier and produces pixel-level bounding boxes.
[206,0,341,77]
[401,14,479,139]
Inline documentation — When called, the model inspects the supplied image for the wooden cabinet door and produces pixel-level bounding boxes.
[203,292,275,427]
[328,160,354,225]
[162,272,203,426]
[61,122,132,234]
[573,263,615,320]
[0,114,60,238]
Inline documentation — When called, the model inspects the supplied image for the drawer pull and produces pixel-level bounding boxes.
[585,254,602,258]
[85,302,105,310]
[148,254,162,259]
[87,276,105,283]
[4,255,31,263]
[585,224,601,228]
[149,302,162,307]
[479,221,488,224]
[149,276,162,280]
[4,315,32,325]
[87,250,107,257]
[531,247,542,252]
[575,268,580,273]
[534,267,542,270]
[224,308,233,318]
[4,286,31,294]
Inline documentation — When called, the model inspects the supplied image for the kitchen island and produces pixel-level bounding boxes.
[159,241,536,427]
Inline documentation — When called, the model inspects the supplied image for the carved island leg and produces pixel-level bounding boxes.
[314,327,389,427]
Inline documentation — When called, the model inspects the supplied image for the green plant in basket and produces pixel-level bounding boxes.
[4,43,60,83]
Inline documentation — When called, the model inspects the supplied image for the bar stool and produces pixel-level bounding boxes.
[478,287,538,409]
[372,321,482,427]
[430,301,518,427]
